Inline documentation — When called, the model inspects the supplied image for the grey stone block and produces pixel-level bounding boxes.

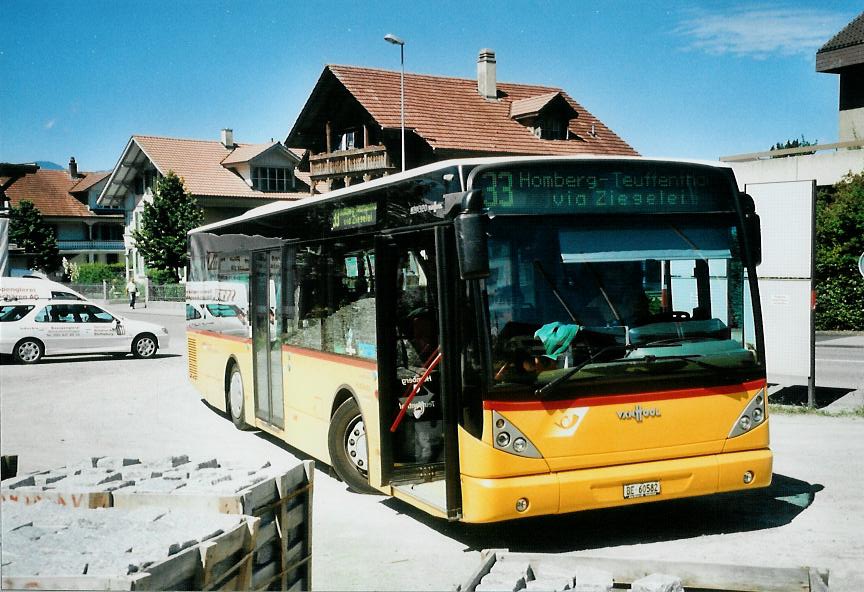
[630,573,684,592]
[477,572,526,591]
[6,475,35,489]
[524,577,572,591]
[572,567,613,592]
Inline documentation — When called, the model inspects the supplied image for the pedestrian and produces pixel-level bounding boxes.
[126,278,138,309]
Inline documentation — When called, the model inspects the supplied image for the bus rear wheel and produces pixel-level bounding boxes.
[328,398,377,494]
[227,364,250,430]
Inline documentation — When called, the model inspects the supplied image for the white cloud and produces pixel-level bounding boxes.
[44,119,56,130]
[676,7,849,58]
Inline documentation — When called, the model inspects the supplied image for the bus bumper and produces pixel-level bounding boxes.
[460,448,772,523]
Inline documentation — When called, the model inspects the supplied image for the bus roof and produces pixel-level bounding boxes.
[190,155,735,235]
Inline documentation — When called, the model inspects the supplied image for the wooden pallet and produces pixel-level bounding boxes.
[3,459,314,591]
[459,550,830,592]
[0,489,111,509]
[111,460,314,591]
[1,516,259,591]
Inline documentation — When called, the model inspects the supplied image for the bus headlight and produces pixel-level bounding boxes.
[728,388,767,438]
[492,411,542,459]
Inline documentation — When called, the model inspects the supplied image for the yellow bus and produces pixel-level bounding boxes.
[186,156,770,523]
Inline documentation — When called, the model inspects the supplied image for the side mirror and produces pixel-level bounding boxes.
[747,212,762,267]
[452,190,490,280]
[741,193,762,267]
[114,318,123,335]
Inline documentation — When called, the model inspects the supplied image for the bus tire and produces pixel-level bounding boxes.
[227,363,251,430]
[328,398,377,494]
[14,338,44,364]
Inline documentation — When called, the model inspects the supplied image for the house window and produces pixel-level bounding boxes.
[337,131,356,151]
[536,117,567,140]
[253,167,294,192]
[134,170,159,195]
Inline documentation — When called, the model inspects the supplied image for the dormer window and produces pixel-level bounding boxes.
[534,117,567,140]
[253,167,295,192]
[511,92,578,141]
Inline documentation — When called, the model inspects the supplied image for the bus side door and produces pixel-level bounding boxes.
[376,227,462,519]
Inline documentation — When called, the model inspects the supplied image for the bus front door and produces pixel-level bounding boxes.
[251,248,284,429]
[377,228,461,519]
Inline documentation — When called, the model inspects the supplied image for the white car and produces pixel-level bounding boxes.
[0,299,170,363]
[186,301,249,337]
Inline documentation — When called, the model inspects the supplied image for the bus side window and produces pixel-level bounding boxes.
[285,246,377,358]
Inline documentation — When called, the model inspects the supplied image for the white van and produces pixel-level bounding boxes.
[0,277,87,302]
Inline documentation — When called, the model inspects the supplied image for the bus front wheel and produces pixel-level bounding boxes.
[328,398,377,494]
[227,364,251,430]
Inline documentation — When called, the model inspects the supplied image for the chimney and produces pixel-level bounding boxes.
[68,157,79,178]
[477,49,497,100]
[221,128,235,148]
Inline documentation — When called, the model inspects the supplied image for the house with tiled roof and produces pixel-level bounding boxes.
[3,158,124,274]
[816,11,864,142]
[286,49,637,193]
[97,130,309,279]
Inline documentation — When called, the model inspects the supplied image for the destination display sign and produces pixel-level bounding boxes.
[472,162,736,215]
[331,202,377,231]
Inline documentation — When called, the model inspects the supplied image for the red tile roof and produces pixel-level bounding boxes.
[509,92,572,119]
[69,171,110,194]
[221,141,282,166]
[325,65,637,156]
[5,169,100,217]
[132,136,305,199]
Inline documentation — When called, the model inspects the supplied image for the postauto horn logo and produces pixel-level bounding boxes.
[616,404,661,422]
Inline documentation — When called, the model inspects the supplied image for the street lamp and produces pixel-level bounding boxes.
[384,33,406,172]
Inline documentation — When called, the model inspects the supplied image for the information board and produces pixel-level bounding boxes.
[471,161,737,215]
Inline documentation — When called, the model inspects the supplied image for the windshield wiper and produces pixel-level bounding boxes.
[532,260,580,323]
[536,344,632,398]
[639,335,719,347]
[640,353,724,371]
[536,348,728,398]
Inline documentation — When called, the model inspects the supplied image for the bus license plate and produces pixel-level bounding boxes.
[623,480,661,499]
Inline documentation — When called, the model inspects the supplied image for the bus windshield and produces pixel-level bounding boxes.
[485,216,761,392]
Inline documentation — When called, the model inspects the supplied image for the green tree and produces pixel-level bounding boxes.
[769,135,816,157]
[815,170,864,330]
[131,171,202,282]
[8,200,61,273]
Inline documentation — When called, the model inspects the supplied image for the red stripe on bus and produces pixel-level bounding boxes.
[483,379,766,411]
[187,329,252,344]
[281,345,378,370]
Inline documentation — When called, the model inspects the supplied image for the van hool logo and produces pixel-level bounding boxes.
[617,404,661,422]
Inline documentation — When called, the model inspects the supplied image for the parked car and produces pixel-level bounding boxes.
[0,299,170,363]
[186,301,249,337]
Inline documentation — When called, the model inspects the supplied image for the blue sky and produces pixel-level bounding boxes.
[1,1,861,172]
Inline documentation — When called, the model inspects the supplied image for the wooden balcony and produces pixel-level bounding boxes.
[309,145,396,180]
